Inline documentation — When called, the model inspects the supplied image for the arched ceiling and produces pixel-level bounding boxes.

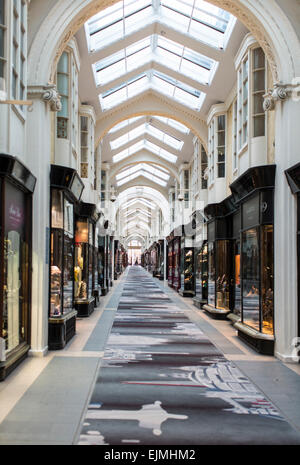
[74,0,249,241]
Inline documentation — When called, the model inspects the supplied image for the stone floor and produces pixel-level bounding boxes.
[1,266,300,445]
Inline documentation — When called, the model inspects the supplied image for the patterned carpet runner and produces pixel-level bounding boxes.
[78,266,300,445]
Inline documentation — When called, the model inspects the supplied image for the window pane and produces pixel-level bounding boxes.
[242,228,260,331]
[253,92,264,114]
[207,242,215,307]
[215,241,230,310]
[0,0,4,25]
[261,225,274,335]
[0,28,4,58]
[253,69,265,92]
[253,47,265,69]
[57,52,69,74]
[253,115,265,137]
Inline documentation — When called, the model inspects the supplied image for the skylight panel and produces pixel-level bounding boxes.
[95,37,151,85]
[111,124,145,150]
[152,71,203,110]
[122,198,155,209]
[117,163,170,181]
[88,0,153,51]
[153,117,190,134]
[100,74,148,110]
[113,138,178,164]
[108,117,143,134]
[160,0,233,49]
[117,170,167,187]
[147,124,183,150]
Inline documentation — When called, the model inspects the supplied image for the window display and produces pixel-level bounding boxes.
[215,241,230,311]
[50,189,75,317]
[234,240,241,316]
[207,242,215,307]
[194,242,208,303]
[2,181,29,353]
[179,238,194,297]
[74,220,89,301]
[242,228,260,331]
[261,225,274,335]
[173,238,181,291]
[168,240,173,287]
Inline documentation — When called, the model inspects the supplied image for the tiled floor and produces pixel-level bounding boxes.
[1,266,300,445]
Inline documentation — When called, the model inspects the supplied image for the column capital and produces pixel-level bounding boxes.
[27,84,62,112]
[263,79,300,111]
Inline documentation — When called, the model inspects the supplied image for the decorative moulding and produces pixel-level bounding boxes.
[263,82,300,111]
[27,84,62,112]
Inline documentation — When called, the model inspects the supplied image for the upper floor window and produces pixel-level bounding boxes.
[236,45,266,152]
[237,56,248,150]
[201,145,208,189]
[80,116,88,177]
[233,99,238,171]
[252,47,266,137]
[57,52,69,139]
[217,115,225,178]
[12,0,26,106]
[0,0,5,79]
[208,114,226,184]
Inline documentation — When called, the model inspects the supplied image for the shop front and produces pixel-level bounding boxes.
[202,197,235,319]
[98,235,107,296]
[74,202,100,317]
[157,239,165,280]
[230,165,276,355]
[179,232,195,297]
[0,154,36,380]
[167,239,174,287]
[150,242,159,277]
[49,165,84,349]
[285,163,300,342]
[193,241,208,308]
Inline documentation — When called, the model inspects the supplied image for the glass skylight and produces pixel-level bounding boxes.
[153,116,190,134]
[117,162,169,186]
[110,122,183,150]
[113,139,177,163]
[155,36,215,84]
[100,70,205,111]
[116,163,170,181]
[108,117,143,134]
[160,0,232,49]
[121,198,155,210]
[95,34,216,87]
[87,0,153,51]
[123,208,152,218]
[100,73,148,110]
[126,219,149,230]
[95,37,152,85]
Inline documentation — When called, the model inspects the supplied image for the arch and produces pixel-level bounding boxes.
[116,186,169,222]
[28,0,300,93]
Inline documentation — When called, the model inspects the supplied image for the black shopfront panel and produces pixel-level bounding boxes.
[0,154,36,381]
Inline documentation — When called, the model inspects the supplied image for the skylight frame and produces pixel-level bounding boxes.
[116,169,168,187]
[112,139,178,164]
[116,163,170,181]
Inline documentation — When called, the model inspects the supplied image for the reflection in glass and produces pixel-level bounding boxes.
[50,229,63,316]
[261,225,274,334]
[215,241,230,310]
[234,240,241,316]
[195,242,208,301]
[63,233,74,312]
[74,242,89,300]
[3,182,28,353]
[242,228,260,331]
[207,242,215,306]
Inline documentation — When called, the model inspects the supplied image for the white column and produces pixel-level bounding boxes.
[25,86,60,357]
[273,96,300,362]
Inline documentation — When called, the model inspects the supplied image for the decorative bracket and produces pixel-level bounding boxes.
[27,84,62,112]
[263,79,300,111]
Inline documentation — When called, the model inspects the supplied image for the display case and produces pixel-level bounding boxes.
[167,239,174,287]
[179,235,195,297]
[229,165,276,354]
[74,202,100,317]
[98,235,107,296]
[202,198,235,319]
[285,163,300,342]
[0,154,36,381]
[173,236,181,292]
[193,241,208,308]
[48,165,84,349]
[157,239,165,280]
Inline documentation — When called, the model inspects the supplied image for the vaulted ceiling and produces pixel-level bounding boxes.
[75,0,249,242]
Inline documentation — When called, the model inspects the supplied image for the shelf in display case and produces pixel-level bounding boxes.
[202,303,230,319]
[233,320,274,355]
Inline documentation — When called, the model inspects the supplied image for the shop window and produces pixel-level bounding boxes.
[234,240,241,316]
[215,241,230,310]
[57,52,69,139]
[50,190,75,317]
[2,180,30,353]
[207,242,215,307]
[71,55,79,152]
[252,47,266,137]
[195,242,208,302]
[261,225,274,334]
[242,228,260,331]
